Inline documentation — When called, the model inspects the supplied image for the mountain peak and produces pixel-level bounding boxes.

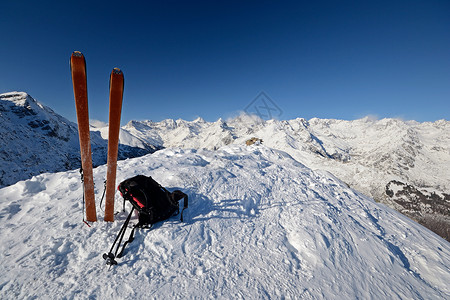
[0,91,41,117]
[193,116,206,123]
[0,91,31,102]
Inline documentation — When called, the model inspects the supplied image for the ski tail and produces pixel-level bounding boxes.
[70,51,97,222]
[104,68,124,222]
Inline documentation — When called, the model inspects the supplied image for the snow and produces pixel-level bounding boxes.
[1,145,449,299]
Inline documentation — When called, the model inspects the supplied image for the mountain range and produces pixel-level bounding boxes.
[0,91,448,240]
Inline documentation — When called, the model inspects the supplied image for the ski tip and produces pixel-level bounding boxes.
[70,51,86,72]
[72,51,84,58]
[112,68,123,75]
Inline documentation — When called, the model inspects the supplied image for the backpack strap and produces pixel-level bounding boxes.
[117,224,137,258]
[171,190,188,222]
[117,219,153,258]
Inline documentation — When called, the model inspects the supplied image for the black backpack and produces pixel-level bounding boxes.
[119,175,188,226]
[103,175,188,266]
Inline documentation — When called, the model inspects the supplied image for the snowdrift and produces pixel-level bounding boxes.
[1,145,449,299]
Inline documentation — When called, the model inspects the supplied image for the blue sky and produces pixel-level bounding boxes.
[1,0,449,124]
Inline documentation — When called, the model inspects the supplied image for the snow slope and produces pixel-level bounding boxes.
[1,145,449,299]
[0,92,82,187]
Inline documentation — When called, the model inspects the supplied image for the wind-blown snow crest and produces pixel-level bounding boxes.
[1,145,448,299]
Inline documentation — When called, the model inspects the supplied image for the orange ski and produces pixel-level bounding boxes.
[104,68,124,222]
[70,51,97,222]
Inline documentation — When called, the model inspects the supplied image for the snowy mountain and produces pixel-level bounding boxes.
[0,92,153,188]
[120,115,450,241]
[1,91,448,240]
[1,145,449,298]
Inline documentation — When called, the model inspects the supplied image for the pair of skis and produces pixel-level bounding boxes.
[70,51,123,222]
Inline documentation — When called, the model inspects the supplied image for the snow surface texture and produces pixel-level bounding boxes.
[1,145,449,299]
